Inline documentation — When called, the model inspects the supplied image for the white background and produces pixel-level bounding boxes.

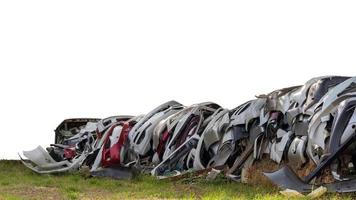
[0,1,355,159]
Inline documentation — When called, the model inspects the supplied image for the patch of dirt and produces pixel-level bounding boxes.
[244,156,336,187]
[292,160,316,178]
[291,160,335,184]
[244,157,281,187]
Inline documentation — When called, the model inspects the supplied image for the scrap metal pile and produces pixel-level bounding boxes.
[20,76,356,193]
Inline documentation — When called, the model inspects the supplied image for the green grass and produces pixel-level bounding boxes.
[0,160,354,200]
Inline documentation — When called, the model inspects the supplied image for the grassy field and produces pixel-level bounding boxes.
[0,160,354,200]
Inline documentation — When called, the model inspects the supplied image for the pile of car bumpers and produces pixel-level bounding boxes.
[20,76,356,193]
